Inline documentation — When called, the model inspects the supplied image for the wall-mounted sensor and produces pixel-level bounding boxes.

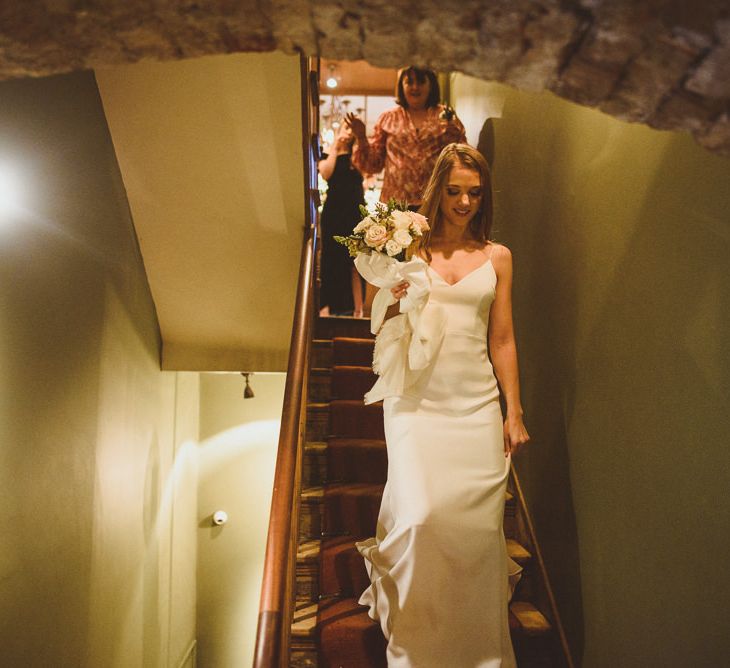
[212,510,228,526]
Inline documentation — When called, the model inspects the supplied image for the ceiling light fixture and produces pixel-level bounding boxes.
[325,63,341,89]
[241,372,255,399]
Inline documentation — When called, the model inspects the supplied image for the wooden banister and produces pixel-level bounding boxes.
[253,54,319,668]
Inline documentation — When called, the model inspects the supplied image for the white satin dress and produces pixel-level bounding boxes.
[357,257,520,667]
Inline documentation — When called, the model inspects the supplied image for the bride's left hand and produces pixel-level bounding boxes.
[503,414,530,457]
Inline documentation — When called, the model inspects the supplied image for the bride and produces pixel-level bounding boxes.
[357,143,530,667]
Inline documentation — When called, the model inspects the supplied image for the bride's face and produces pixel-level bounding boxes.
[439,165,482,229]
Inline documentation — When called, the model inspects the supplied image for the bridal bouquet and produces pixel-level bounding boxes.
[334,199,429,260]
[334,200,430,334]
[333,201,446,405]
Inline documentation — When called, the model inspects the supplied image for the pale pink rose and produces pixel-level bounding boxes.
[385,239,402,256]
[393,229,413,247]
[407,211,429,233]
[353,215,375,234]
[364,223,388,248]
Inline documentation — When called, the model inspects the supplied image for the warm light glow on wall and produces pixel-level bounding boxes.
[0,163,22,220]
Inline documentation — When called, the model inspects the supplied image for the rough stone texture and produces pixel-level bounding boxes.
[0,0,729,155]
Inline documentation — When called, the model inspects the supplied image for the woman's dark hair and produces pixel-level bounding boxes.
[395,67,440,109]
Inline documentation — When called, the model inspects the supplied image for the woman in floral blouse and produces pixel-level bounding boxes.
[345,66,467,208]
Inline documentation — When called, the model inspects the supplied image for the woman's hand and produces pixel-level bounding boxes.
[335,135,352,153]
[344,113,367,141]
[390,280,409,300]
[442,120,463,144]
[503,413,530,457]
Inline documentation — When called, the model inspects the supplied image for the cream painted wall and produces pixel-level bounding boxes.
[452,75,730,666]
[95,53,304,372]
[0,72,197,667]
[196,372,285,666]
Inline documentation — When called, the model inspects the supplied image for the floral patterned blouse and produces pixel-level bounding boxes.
[352,104,467,206]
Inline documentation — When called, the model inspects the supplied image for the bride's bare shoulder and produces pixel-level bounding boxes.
[488,243,513,272]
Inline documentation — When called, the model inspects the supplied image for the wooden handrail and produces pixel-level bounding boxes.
[253,54,319,668]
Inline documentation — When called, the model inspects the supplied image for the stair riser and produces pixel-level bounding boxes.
[308,370,331,403]
[311,341,333,369]
[328,445,387,485]
[290,646,317,668]
[330,404,385,440]
[296,562,319,603]
[512,569,538,603]
[299,498,381,541]
[513,635,559,667]
[299,499,323,541]
[320,543,371,599]
[331,369,376,400]
[316,317,373,339]
[504,513,517,540]
[303,449,327,488]
[306,405,329,442]
[333,346,374,367]
[323,492,381,538]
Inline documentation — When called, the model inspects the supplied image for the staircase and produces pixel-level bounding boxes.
[290,316,569,668]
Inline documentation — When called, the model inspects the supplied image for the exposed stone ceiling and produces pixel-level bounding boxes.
[1,1,728,155]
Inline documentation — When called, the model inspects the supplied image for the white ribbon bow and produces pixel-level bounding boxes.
[354,254,445,404]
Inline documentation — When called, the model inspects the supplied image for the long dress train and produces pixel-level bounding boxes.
[357,257,521,667]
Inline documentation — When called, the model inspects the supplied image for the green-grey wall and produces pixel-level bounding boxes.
[453,76,730,667]
[196,372,284,666]
[0,71,198,666]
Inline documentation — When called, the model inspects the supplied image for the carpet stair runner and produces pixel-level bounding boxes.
[292,316,566,668]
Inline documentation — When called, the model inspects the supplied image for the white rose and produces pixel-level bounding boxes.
[353,215,375,234]
[391,210,412,230]
[385,239,402,256]
[393,229,413,247]
[364,224,388,247]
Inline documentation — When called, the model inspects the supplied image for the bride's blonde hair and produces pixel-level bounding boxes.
[416,144,493,263]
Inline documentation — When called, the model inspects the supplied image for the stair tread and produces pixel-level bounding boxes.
[301,486,324,500]
[325,481,385,493]
[301,482,384,501]
[304,441,327,453]
[328,437,386,447]
[292,601,319,638]
[332,364,373,376]
[297,539,320,563]
[510,601,552,635]
[506,538,531,562]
